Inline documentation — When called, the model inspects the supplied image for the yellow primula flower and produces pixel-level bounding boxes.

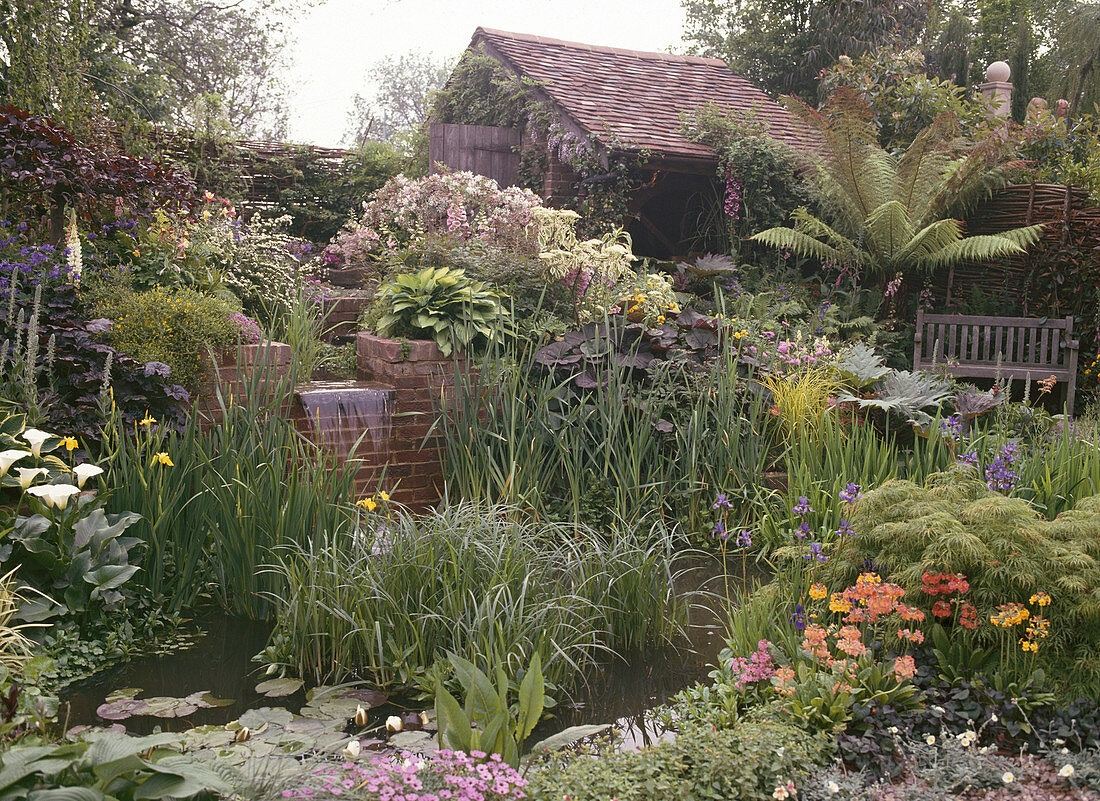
[1029,591,1051,607]
[809,583,827,600]
[154,452,173,467]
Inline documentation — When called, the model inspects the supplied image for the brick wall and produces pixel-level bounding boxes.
[356,333,464,509]
[542,154,577,207]
[194,341,294,425]
[322,293,373,341]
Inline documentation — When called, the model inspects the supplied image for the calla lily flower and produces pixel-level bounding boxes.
[0,450,30,477]
[72,463,104,489]
[15,467,48,490]
[21,429,54,458]
[27,483,81,509]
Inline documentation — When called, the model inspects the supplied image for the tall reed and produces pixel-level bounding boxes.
[435,328,777,531]
[266,503,687,692]
[101,345,359,617]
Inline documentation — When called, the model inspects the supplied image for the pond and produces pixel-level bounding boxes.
[61,554,765,750]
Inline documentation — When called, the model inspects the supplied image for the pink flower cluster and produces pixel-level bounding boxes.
[729,639,776,690]
[281,750,528,801]
[746,332,834,373]
[723,169,742,221]
[229,312,263,344]
[326,172,544,267]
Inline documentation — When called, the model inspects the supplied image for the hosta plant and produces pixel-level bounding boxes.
[374,267,505,356]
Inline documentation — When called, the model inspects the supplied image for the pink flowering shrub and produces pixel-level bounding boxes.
[228,312,263,344]
[730,639,777,691]
[281,750,528,801]
[326,172,544,267]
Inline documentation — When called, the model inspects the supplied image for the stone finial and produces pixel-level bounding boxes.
[986,61,1011,82]
[979,61,1013,118]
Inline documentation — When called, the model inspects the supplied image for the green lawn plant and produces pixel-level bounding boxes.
[374,266,505,356]
[264,503,685,693]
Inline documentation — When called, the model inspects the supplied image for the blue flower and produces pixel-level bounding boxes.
[792,496,814,516]
[836,519,854,537]
[713,520,728,540]
[712,493,733,510]
[804,542,827,562]
[838,482,862,503]
[796,521,812,540]
[736,529,752,548]
[789,604,806,630]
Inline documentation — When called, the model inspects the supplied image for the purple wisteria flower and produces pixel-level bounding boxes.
[838,482,862,503]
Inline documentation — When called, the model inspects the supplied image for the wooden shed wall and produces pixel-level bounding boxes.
[428,123,521,188]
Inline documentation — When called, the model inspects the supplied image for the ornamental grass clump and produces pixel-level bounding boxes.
[818,468,1100,695]
[267,503,685,692]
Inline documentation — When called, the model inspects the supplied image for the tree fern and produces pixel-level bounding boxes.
[752,90,1042,280]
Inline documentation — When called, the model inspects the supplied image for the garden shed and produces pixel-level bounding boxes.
[430,27,818,258]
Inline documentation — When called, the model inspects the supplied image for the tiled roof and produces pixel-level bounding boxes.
[470,27,818,163]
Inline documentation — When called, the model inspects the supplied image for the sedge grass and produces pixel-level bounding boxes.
[266,502,688,693]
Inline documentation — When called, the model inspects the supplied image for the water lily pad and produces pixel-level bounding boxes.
[388,730,438,752]
[255,678,304,698]
[238,706,294,729]
[104,688,141,702]
[142,696,200,718]
[96,698,146,720]
[284,717,327,734]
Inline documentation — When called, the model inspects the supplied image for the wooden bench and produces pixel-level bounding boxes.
[913,311,1080,416]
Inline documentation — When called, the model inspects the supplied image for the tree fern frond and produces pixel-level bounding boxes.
[894,218,963,265]
[791,207,858,253]
[865,201,915,262]
[922,233,1030,269]
[751,226,845,263]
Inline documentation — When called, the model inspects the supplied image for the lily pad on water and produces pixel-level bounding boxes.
[388,730,438,753]
[237,706,294,729]
[300,688,387,721]
[255,678,304,698]
[95,689,235,721]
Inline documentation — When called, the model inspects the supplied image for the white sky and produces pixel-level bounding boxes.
[283,0,687,146]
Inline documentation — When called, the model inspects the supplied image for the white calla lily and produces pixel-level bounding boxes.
[0,450,30,477]
[71,463,104,489]
[15,467,48,490]
[27,483,81,509]
[21,429,54,458]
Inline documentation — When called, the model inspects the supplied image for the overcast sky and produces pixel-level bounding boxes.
[284,0,687,146]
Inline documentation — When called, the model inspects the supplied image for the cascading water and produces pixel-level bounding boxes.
[296,381,394,463]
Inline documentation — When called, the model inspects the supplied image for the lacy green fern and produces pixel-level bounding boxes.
[751,88,1042,280]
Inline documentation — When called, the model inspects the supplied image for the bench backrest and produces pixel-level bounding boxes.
[914,312,1078,374]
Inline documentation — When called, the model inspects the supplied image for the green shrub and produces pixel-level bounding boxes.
[89,282,241,390]
[819,469,1100,695]
[263,503,685,692]
[526,709,832,801]
[374,266,505,355]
